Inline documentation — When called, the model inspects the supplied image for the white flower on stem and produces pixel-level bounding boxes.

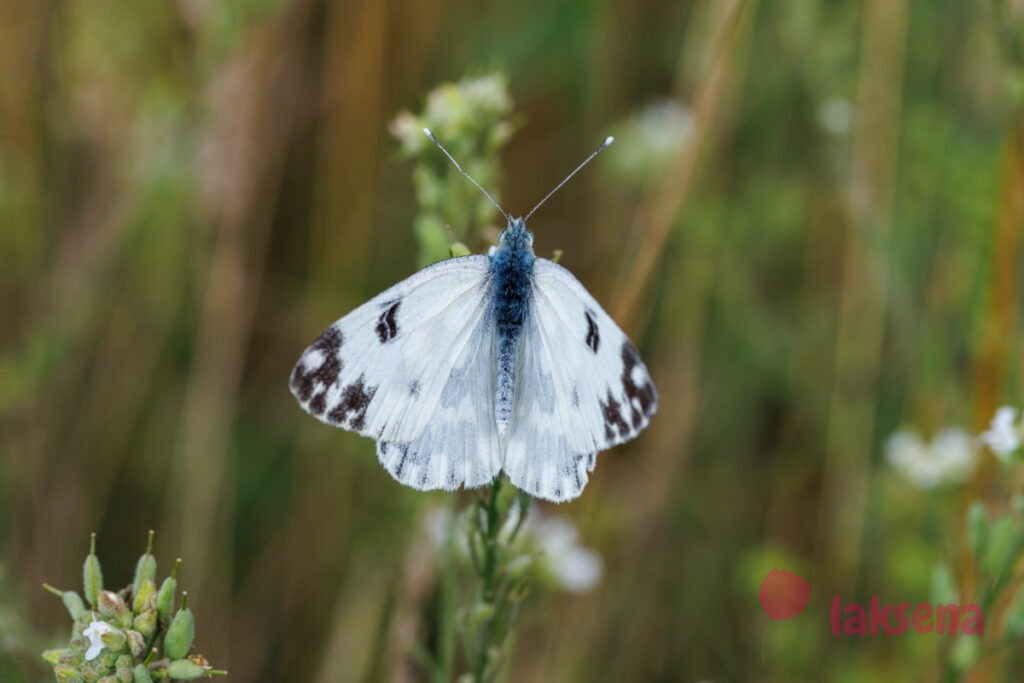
[980,407,1021,461]
[82,617,114,661]
[529,515,603,594]
[886,427,976,489]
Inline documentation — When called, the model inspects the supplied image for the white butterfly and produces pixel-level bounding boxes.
[290,130,657,502]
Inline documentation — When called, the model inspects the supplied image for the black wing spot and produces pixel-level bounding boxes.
[327,375,377,430]
[375,299,401,343]
[600,390,631,441]
[291,327,344,411]
[571,385,580,409]
[621,341,657,423]
[584,310,600,353]
[409,379,422,397]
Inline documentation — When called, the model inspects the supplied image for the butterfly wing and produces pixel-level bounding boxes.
[290,255,502,491]
[502,258,658,502]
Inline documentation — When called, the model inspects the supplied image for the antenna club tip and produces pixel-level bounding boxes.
[422,127,434,138]
[604,136,615,146]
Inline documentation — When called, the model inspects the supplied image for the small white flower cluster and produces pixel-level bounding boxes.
[886,427,976,489]
[980,407,1022,462]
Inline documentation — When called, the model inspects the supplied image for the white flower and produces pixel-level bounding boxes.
[606,100,693,186]
[529,515,603,593]
[82,618,114,661]
[818,98,855,136]
[980,407,1021,460]
[886,427,976,489]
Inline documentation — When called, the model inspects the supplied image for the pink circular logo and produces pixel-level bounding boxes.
[759,569,810,620]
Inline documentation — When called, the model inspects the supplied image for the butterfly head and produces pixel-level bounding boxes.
[497,217,535,254]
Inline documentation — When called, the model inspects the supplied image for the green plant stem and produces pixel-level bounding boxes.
[472,478,504,683]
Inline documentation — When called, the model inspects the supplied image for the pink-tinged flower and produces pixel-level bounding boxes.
[759,569,811,620]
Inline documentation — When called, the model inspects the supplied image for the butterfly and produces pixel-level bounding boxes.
[290,129,657,502]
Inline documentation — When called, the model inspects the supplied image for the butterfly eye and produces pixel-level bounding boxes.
[527,230,535,244]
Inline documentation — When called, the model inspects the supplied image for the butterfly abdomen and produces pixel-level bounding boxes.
[490,221,536,432]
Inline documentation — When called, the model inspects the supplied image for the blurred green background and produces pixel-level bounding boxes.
[3,0,1024,681]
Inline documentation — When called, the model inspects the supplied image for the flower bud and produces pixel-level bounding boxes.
[54,665,84,682]
[133,532,157,604]
[132,580,156,615]
[83,534,103,607]
[166,659,207,680]
[98,592,127,620]
[116,668,133,683]
[132,664,153,683]
[99,628,127,653]
[126,630,145,658]
[42,648,72,666]
[164,596,194,660]
[98,677,117,683]
[132,609,157,639]
[115,655,131,670]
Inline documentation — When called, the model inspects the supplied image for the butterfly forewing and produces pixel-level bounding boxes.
[290,255,496,450]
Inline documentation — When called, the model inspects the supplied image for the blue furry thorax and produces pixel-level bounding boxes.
[490,218,536,337]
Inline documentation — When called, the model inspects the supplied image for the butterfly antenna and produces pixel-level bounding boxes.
[422,128,511,223]
[524,136,614,223]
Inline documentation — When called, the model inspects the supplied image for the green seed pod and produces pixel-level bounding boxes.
[133,531,157,602]
[126,630,145,658]
[63,591,87,621]
[44,583,88,621]
[99,627,127,653]
[58,652,81,668]
[132,664,153,683]
[42,648,72,666]
[165,659,205,680]
[83,534,103,607]
[132,609,157,639]
[164,598,195,660]
[54,665,84,682]
[132,580,156,615]
[156,560,181,623]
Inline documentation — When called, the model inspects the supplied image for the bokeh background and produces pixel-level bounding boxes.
[4,0,1024,681]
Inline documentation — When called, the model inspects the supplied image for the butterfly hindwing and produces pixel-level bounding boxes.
[377,309,502,490]
[290,255,502,490]
[504,258,658,502]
